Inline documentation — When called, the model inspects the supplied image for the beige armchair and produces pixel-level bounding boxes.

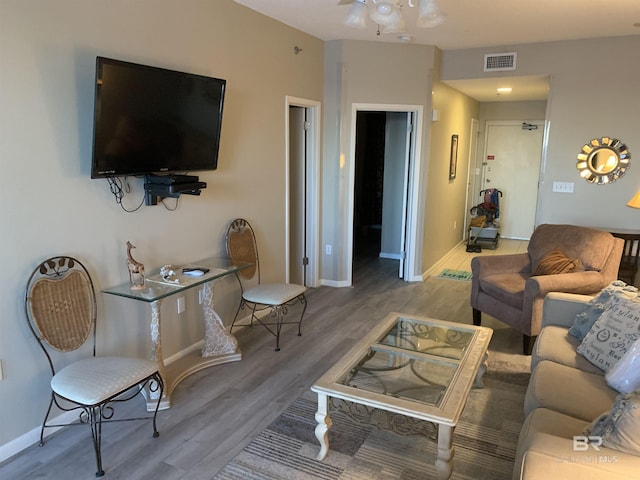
[470,224,623,354]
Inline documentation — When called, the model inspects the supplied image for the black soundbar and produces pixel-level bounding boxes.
[144,181,207,194]
[145,174,200,185]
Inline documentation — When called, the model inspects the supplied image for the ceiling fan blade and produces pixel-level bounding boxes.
[337,0,355,5]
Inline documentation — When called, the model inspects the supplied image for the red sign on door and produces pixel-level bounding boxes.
[487,155,495,160]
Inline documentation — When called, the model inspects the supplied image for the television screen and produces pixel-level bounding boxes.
[91,57,226,178]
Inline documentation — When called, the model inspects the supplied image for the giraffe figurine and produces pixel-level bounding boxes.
[126,241,146,290]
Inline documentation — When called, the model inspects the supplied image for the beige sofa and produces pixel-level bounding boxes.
[514,292,640,479]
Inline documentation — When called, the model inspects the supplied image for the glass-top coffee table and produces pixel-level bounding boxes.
[311,312,492,479]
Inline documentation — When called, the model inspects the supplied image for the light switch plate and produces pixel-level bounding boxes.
[553,181,574,193]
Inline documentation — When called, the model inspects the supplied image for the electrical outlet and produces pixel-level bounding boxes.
[177,296,185,314]
[453,220,457,230]
[325,244,332,255]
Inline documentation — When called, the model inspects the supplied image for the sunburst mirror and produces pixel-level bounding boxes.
[576,137,631,184]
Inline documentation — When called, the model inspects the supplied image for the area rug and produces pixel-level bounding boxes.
[437,269,473,281]
[213,360,528,480]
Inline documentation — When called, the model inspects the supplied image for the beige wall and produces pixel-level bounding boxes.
[321,35,640,283]
[3,0,640,458]
[322,40,436,282]
[0,0,323,452]
[441,36,640,232]
[423,79,479,269]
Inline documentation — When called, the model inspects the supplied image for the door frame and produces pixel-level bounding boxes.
[463,118,480,241]
[285,96,321,287]
[347,103,424,285]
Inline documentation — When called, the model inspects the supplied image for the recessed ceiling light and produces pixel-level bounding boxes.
[497,87,512,94]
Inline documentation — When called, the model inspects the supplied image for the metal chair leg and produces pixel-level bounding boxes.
[39,394,56,447]
[275,307,283,351]
[229,301,243,333]
[151,373,164,438]
[297,294,308,337]
[87,406,105,477]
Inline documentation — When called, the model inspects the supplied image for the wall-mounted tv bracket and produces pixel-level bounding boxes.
[144,174,207,206]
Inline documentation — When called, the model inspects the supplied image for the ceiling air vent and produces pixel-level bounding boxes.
[484,52,517,72]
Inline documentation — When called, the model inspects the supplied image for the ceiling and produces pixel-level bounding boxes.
[234,0,640,102]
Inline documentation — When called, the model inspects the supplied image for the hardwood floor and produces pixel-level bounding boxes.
[0,239,528,479]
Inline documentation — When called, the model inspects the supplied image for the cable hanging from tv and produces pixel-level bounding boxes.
[107,176,144,212]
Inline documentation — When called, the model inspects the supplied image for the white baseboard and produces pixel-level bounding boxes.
[407,272,425,282]
[0,409,78,464]
[0,339,209,465]
[425,240,466,277]
[320,279,351,287]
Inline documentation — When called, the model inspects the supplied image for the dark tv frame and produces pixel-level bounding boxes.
[90,56,226,179]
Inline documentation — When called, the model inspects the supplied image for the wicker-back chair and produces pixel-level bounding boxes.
[226,218,307,351]
[25,256,164,477]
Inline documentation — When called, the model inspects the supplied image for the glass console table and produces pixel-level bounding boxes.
[102,257,252,410]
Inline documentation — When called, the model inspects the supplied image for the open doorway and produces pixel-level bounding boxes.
[353,111,386,262]
[349,104,423,284]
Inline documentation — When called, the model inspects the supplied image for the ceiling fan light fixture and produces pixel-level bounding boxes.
[381,15,407,34]
[417,0,447,28]
[343,0,368,29]
[369,0,402,26]
[341,0,448,33]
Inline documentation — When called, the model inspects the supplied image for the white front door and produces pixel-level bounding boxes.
[482,121,544,239]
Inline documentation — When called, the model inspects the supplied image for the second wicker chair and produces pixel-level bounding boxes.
[226,218,307,351]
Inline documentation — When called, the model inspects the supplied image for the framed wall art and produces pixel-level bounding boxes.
[449,134,459,180]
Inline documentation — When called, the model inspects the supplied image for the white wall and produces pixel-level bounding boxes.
[0,0,323,455]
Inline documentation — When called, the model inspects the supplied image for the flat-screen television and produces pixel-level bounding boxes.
[91,56,226,178]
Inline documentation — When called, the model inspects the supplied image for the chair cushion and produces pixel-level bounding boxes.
[532,325,604,375]
[524,360,617,421]
[479,273,527,309]
[51,356,158,405]
[515,408,640,480]
[244,283,306,305]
